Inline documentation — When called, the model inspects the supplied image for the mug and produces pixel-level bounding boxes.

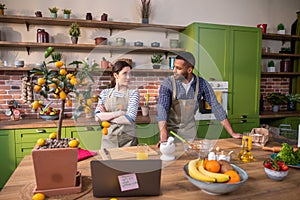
[257,24,267,33]
[35,11,42,17]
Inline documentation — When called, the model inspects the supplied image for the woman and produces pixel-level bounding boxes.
[95,60,140,149]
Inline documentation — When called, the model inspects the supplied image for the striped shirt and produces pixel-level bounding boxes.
[95,88,140,123]
[157,75,227,122]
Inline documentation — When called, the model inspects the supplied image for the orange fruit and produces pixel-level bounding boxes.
[32,192,45,200]
[32,100,40,109]
[68,139,79,148]
[102,127,108,135]
[66,99,72,107]
[59,91,67,100]
[101,121,111,128]
[86,98,93,106]
[55,61,64,68]
[66,73,74,79]
[37,78,45,85]
[34,85,42,93]
[70,77,78,85]
[49,83,57,89]
[224,170,241,183]
[205,160,221,173]
[59,69,67,76]
[36,138,46,146]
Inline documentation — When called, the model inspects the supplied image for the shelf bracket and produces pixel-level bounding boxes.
[25,22,30,31]
[26,47,30,55]
[109,28,113,36]
[165,31,169,38]
[164,52,168,59]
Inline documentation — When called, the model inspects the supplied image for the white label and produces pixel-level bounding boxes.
[118,173,139,192]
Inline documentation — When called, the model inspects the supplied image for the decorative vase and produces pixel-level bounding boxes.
[272,105,279,112]
[50,12,57,18]
[101,60,109,69]
[32,146,81,196]
[267,66,275,72]
[141,106,149,116]
[71,36,78,44]
[142,18,149,24]
[64,13,70,19]
[277,30,286,34]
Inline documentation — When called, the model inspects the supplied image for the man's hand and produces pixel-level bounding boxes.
[231,132,242,139]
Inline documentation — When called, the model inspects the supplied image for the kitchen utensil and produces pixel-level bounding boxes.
[262,146,298,153]
[169,131,197,150]
[103,148,111,160]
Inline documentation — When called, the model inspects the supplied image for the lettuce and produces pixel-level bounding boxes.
[276,143,298,165]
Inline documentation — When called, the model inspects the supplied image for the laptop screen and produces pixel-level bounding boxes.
[90,159,162,197]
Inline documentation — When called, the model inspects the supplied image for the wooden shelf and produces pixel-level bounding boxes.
[260,111,300,119]
[0,41,185,54]
[0,15,186,33]
[262,33,300,41]
[261,72,300,77]
[262,52,300,58]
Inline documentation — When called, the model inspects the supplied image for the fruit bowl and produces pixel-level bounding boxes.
[40,114,59,120]
[183,164,248,195]
[264,167,288,181]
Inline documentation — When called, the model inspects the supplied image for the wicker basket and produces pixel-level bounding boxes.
[249,128,269,146]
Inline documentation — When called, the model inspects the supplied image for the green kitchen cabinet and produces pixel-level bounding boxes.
[181,22,261,128]
[0,130,16,191]
[196,120,229,139]
[135,123,159,145]
[15,127,65,165]
[65,126,102,151]
[229,118,260,133]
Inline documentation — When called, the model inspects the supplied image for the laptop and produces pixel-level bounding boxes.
[90,159,162,197]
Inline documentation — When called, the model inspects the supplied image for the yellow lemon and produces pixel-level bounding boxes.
[66,73,74,79]
[110,198,118,200]
[101,121,111,128]
[84,107,91,114]
[32,192,45,200]
[37,78,45,85]
[36,138,46,146]
[49,83,57,89]
[59,69,67,76]
[102,127,108,135]
[68,139,79,148]
[34,85,42,93]
[92,95,98,102]
[32,100,40,109]
[49,132,57,139]
[53,93,60,98]
[66,99,72,107]
[59,91,67,100]
[70,77,78,85]
[86,98,93,106]
[55,61,64,68]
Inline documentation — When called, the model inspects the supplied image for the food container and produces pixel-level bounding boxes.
[116,37,126,46]
[151,42,160,47]
[134,41,143,46]
[15,60,24,67]
[94,37,107,45]
[249,128,269,146]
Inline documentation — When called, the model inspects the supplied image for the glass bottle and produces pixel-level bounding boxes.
[238,137,254,162]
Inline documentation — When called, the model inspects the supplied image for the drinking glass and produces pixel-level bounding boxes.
[197,139,214,159]
[136,143,149,160]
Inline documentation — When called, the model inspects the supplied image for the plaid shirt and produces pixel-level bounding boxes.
[157,75,227,122]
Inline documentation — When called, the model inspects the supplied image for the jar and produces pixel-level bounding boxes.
[86,13,92,20]
[280,60,291,72]
[36,29,49,43]
[101,13,108,21]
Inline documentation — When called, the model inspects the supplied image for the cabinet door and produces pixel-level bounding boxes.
[66,126,101,151]
[229,118,259,133]
[181,23,230,80]
[196,120,229,139]
[135,124,159,145]
[0,130,16,190]
[228,26,261,119]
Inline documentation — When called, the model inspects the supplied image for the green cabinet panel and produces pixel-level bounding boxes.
[196,120,229,139]
[229,118,259,133]
[262,117,300,131]
[65,126,102,151]
[135,123,159,145]
[0,130,16,190]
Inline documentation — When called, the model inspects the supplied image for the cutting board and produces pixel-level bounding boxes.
[99,146,159,160]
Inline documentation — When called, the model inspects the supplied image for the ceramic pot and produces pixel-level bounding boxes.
[35,11,42,17]
[267,66,275,72]
[101,60,109,68]
[50,13,57,18]
[64,14,70,19]
[142,18,149,24]
[95,37,107,45]
[287,100,297,111]
[272,105,279,112]
[141,106,149,116]
[71,36,78,44]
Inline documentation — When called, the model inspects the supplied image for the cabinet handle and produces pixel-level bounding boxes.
[240,120,247,123]
[36,129,46,133]
[206,122,215,125]
[84,127,95,131]
[240,115,247,119]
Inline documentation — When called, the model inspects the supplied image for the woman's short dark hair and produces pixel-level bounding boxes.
[110,60,132,87]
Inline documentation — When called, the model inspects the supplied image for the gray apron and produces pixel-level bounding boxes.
[167,76,199,143]
[101,88,138,149]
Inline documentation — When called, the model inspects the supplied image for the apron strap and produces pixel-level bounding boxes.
[171,75,199,100]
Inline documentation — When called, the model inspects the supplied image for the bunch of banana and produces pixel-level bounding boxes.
[188,159,216,182]
[188,159,230,183]
[197,159,230,183]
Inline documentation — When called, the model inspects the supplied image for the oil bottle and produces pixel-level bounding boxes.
[238,136,254,162]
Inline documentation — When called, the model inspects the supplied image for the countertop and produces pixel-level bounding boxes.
[0,115,155,130]
[1,138,300,199]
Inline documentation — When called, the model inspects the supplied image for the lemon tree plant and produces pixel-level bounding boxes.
[30,47,98,141]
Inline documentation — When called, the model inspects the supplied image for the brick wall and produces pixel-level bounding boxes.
[0,69,169,120]
[260,76,290,111]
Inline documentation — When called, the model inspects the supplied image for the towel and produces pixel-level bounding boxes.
[78,148,97,161]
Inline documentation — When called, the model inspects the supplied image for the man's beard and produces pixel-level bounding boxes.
[174,72,188,82]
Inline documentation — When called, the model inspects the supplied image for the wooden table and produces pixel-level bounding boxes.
[1,138,300,200]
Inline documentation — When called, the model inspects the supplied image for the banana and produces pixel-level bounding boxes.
[188,159,216,182]
[197,159,230,183]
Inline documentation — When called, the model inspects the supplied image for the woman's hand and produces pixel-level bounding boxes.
[98,104,106,112]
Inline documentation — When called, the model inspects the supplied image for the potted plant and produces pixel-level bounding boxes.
[286,93,300,111]
[69,22,81,44]
[140,0,151,24]
[49,7,59,18]
[151,53,163,69]
[101,57,110,69]
[267,60,275,72]
[30,47,97,196]
[267,92,287,112]
[62,8,71,19]
[277,23,285,34]
[141,93,150,116]
[0,3,6,15]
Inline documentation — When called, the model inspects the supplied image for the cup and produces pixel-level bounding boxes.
[136,143,149,160]
[35,11,42,17]
[141,106,149,116]
[257,24,267,33]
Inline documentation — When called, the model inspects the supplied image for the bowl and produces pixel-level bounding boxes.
[40,114,59,120]
[134,41,143,46]
[264,167,288,181]
[151,42,160,47]
[15,60,24,67]
[183,163,248,195]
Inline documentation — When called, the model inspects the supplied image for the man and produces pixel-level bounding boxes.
[157,52,242,145]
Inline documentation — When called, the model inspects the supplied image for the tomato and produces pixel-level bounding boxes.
[281,165,289,171]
